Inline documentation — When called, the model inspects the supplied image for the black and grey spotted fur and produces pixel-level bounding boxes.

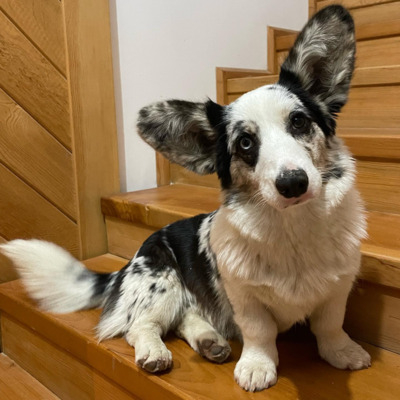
[1,6,371,392]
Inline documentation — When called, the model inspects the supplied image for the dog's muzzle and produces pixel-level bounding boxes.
[275,168,309,198]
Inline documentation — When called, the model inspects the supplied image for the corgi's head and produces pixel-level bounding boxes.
[137,6,356,211]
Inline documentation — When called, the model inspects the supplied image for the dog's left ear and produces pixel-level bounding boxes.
[137,99,225,174]
[279,5,355,134]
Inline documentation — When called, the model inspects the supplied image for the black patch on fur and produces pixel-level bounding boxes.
[278,69,335,136]
[101,264,129,315]
[128,213,223,319]
[322,165,344,182]
[233,121,260,168]
[206,100,232,189]
[93,273,113,297]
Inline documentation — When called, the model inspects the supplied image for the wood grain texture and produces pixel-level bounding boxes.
[309,0,317,16]
[275,34,296,51]
[170,163,219,188]
[366,211,400,250]
[0,236,18,284]
[1,267,400,400]
[267,26,276,73]
[0,89,77,219]
[0,353,59,400]
[0,0,66,74]
[101,185,400,288]
[101,184,220,229]
[226,65,400,96]
[357,36,400,68]
[0,164,79,256]
[156,153,171,186]
[345,280,400,354]
[63,0,120,258]
[351,1,400,40]
[0,10,71,148]
[2,317,136,400]
[360,244,400,289]
[339,85,400,129]
[339,129,400,160]
[106,217,155,259]
[317,0,398,10]
[356,159,400,214]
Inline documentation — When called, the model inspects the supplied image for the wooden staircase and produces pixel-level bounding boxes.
[1,0,400,398]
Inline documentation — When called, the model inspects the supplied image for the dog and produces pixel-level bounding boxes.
[1,5,371,392]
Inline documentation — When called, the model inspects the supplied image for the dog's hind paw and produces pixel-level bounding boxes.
[234,356,277,392]
[196,332,231,363]
[319,337,371,370]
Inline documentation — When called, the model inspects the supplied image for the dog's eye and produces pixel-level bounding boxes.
[290,112,310,133]
[239,136,253,151]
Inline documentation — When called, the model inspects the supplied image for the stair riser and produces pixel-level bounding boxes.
[345,281,400,355]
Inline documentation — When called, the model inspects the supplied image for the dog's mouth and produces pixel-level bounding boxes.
[280,191,315,209]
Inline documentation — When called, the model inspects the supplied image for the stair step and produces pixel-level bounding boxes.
[102,184,400,289]
[1,254,400,400]
[0,353,59,399]
[101,184,220,229]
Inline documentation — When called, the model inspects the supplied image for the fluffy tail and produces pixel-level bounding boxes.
[0,239,116,313]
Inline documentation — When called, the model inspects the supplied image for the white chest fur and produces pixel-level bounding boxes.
[210,188,366,328]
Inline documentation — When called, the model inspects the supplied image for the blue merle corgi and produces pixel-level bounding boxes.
[1,6,371,392]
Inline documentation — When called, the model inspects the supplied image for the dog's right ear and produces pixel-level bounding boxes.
[137,99,225,175]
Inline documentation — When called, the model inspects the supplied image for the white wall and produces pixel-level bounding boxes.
[109,0,308,192]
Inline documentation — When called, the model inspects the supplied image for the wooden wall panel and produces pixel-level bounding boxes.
[63,0,120,258]
[0,10,71,148]
[0,89,77,219]
[0,0,66,75]
[0,164,79,256]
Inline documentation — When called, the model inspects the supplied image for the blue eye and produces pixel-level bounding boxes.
[239,136,253,151]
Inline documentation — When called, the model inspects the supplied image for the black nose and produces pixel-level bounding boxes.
[275,169,309,198]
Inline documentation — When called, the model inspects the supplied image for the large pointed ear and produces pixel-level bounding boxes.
[137,99,225,174]
[279,5,355,135]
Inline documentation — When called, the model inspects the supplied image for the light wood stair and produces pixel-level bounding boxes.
[0,254,399,400]
[0,353,59,399]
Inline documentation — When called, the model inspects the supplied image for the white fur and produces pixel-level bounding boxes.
[0,239,100,313]
[210,180,369,390]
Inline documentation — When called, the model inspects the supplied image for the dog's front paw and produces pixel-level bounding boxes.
[234,356,277,392]
[319,337,371,370]
[135,342,173,373]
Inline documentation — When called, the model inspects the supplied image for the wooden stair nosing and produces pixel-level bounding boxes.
[1,256,400,400]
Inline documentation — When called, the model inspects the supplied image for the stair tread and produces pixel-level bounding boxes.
[102,184,399,253]
[1,254,400,400]
[0,353,59,399]
[102,184,220,229]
